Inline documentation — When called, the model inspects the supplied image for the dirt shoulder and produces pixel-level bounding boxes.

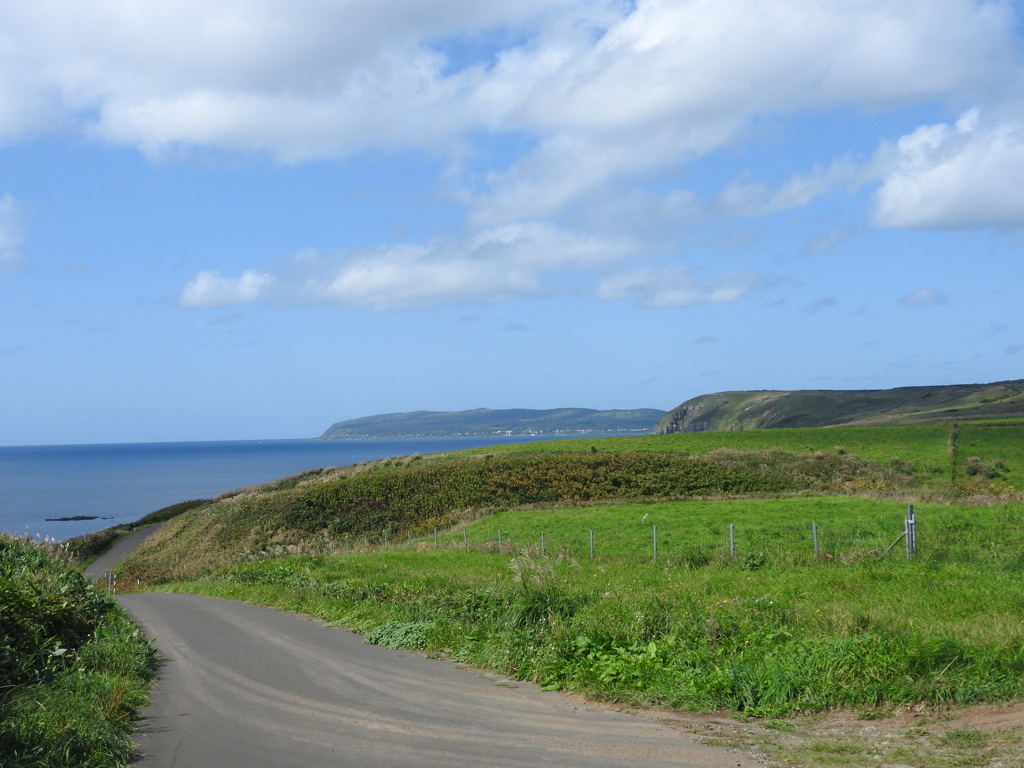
[646,703,1024,767]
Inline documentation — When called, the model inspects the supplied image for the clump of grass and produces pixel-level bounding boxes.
[0,535,157,768]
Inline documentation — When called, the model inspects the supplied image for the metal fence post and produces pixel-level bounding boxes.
[463,528,468,550]
[906,505,916,558]
[541,532,546,557]
[729,523,736,560]
[813,522,819,556]
[589,529,594,560]
[653,525,658,562]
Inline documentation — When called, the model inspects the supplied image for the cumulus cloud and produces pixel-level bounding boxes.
[178,270,273,308]
[900,288,950,306]
[179,223,634,310]
[6,0,1018,312]
[873,110,1024,228]
[0,194,26,273]
[596,267,767,308]
[0,0,1016,162]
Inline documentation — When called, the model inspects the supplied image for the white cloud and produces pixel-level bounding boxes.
[180,223,634,310]
[873,110,1024,228]
[0,0,1015,161]
[717,159,865,217]
[5,0,1017,313]
[900,288,950,306]
[178,269,273,308]
[596,267,767,308]
[0,194,26,273]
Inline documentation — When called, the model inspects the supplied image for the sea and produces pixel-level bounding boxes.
[0,436,563,542]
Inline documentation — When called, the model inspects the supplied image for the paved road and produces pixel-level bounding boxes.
[121,594,757,768]
[83,525,163,582]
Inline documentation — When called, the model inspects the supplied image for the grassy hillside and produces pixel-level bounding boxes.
[121,446,898,583]
[465,421,1024,490]
[120,421,1024,583]
[655,380,1024,433]
[320,407,666,438]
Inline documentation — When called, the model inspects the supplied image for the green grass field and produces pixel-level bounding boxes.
[463,421,1024,490]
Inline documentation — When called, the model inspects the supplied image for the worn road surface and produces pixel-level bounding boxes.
[121,594,758,768]
[83,525,163,582]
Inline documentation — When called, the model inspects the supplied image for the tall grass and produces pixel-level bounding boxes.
[0,535,156,768]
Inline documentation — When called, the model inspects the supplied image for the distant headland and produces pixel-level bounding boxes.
[318,408,667,439]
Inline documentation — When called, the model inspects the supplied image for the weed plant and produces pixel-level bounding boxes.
[0,535,156,768]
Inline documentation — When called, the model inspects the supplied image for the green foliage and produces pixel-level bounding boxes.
[65,499,211,565]
[133,499,212,526]
[466,421,1024,491]
[364,621,432,650]
[0,535,156,768]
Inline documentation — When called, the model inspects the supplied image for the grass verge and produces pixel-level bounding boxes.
[1,535,157,768]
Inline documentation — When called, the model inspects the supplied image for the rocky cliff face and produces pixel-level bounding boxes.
[652,404,710,434]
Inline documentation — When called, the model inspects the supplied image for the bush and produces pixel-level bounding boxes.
[0,535,156,768]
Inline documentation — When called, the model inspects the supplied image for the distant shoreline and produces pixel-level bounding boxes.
[316,429,654,440]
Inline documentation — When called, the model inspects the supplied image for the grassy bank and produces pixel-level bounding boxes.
[120,446,915,582]
[0,535,156,768]
[141,496,1024,719]
[465,421,1024,491]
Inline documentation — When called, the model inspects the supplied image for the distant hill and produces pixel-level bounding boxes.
[655,379,1024,434]
[320,408,667,439]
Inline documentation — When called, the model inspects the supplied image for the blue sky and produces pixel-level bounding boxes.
[2,0,1024,446]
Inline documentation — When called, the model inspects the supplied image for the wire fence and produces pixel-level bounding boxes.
[315,504,1024,568]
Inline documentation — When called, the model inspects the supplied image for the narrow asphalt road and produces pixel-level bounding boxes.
[120,594,758,768]
[83,525,163,582]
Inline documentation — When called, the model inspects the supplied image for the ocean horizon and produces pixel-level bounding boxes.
[0,435,564,542]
